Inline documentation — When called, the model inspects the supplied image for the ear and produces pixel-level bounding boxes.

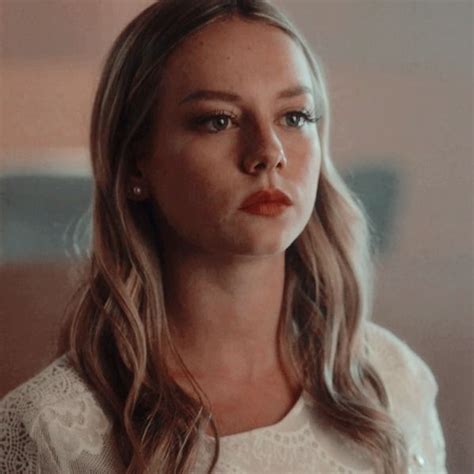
[128,157,150,201]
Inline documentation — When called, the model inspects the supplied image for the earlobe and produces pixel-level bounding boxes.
[128,177,150,201]
[128,155,151,201]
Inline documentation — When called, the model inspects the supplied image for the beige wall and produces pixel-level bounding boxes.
[1,1,472,471]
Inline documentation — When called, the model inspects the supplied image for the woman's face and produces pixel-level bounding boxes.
[139,17,322,257]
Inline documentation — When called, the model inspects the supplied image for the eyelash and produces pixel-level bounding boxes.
[193,108,321,133]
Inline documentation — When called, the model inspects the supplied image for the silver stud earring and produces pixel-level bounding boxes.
[132,185,143,196]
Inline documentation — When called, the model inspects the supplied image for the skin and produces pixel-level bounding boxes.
[134,16,322,435]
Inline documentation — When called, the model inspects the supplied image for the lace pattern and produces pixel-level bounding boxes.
[193,392,375,474]
[195,422,375,474]
[0,355,112,473]
[33,392,110,460]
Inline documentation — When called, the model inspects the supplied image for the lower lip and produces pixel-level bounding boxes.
[240,202,290,217]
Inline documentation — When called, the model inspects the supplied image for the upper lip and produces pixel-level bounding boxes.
[239,188,293,208]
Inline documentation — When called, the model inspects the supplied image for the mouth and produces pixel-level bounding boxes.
[239,188,293,217]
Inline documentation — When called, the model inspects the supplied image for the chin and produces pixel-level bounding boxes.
[228,231,297,258]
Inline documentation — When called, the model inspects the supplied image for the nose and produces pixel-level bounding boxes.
[241,121,287,175]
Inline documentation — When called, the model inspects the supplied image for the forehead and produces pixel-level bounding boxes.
[160,16,314,101]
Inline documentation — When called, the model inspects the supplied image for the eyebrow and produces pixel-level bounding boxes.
[179,84,314,106]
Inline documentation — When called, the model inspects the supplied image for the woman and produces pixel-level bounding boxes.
[0,1,446,473]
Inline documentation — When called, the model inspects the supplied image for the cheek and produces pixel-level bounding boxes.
[292,139,321,197]
[147,147,230,223]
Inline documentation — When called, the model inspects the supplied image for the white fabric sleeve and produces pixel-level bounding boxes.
[418,378,447,473]
[366,322,448,473]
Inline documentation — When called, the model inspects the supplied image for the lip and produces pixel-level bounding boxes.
[239,188,293,217]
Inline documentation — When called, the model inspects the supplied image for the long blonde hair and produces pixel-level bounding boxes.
[58,1,407,472]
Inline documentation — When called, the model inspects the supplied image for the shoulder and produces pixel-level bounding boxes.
[0,354,102,431]
[362,322,447,472]
[363,321,438,400]
[2,354,89,404]
[0,354,112,472]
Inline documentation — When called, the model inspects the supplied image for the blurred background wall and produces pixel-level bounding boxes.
[0,0,472,472]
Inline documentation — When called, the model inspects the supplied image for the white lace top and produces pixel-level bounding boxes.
[0,323,447,473]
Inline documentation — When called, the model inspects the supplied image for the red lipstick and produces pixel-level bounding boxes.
[239,189,293,217]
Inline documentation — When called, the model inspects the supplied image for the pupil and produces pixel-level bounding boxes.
[216,117,227,128]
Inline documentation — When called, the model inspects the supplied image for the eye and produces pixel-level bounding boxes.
[194,112,237,133]
[283,110,319,129]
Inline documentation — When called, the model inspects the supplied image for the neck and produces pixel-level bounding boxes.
[161,245,289,382]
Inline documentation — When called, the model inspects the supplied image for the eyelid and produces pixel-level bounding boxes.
[191,109,239,133]
[195,109,239,121]
[284,107,319,120]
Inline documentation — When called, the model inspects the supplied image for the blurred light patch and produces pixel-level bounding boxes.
[0,174,92,263]
[343,163,401,254]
